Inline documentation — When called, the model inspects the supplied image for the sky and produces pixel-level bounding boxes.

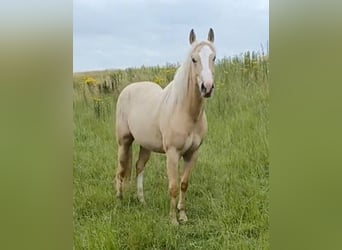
[73,0,268,72]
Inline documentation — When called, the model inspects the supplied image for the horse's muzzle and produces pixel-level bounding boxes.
[201,82,214,98]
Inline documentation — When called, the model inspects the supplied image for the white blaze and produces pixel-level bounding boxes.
[199,45,214,89]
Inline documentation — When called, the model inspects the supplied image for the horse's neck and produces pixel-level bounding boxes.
[185,71,204,122]
[171,67,204,122]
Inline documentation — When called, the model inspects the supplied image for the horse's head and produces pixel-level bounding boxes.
[189,28,216,98]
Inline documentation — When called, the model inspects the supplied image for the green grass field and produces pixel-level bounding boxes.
[73,52,269,249]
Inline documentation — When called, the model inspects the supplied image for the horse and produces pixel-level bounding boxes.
[115,28,216,225]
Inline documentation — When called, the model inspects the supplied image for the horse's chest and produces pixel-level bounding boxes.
[163,115,207,154]
[181,133,202,155]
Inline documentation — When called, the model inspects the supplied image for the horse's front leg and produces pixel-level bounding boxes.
[166,147,180,225]
[177,150,198,223]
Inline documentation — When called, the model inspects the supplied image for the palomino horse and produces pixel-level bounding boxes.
[115,29,216,225]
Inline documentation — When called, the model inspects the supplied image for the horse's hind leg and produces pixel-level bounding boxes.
[136,146,151,203]
[115,133,133,199]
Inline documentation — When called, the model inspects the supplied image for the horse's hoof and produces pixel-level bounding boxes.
[179,211,188,223]
[138,198,146,204]
[170,217,179,226]
[116,193,123,199]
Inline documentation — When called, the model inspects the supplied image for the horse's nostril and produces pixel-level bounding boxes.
[201,82,206,91]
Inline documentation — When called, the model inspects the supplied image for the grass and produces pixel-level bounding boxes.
[73,52,269,249]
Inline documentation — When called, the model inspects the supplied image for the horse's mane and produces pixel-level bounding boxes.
[167,44,195,103]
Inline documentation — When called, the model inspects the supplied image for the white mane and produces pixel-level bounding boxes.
[168,44,197,104]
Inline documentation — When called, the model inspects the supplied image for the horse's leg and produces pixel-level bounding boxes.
[136,146,151,203]
[166,147,180,225]
[177,150,199,222]
[115,134,133,199]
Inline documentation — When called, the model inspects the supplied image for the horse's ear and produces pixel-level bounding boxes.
[189,29,196,44]
[208,28,214,43]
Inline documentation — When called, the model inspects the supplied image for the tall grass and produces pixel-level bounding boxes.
[73,52,269,249]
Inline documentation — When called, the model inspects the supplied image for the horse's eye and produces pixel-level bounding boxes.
[213,56,216,61]
[192,58,197,63]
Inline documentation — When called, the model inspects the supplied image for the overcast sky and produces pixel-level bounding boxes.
[73,0,268,72]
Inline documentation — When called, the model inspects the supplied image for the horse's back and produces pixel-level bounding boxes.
[120,81,163,95]
[116,81,163,115]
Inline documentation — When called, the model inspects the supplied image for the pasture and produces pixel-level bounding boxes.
[73,51,269,249]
